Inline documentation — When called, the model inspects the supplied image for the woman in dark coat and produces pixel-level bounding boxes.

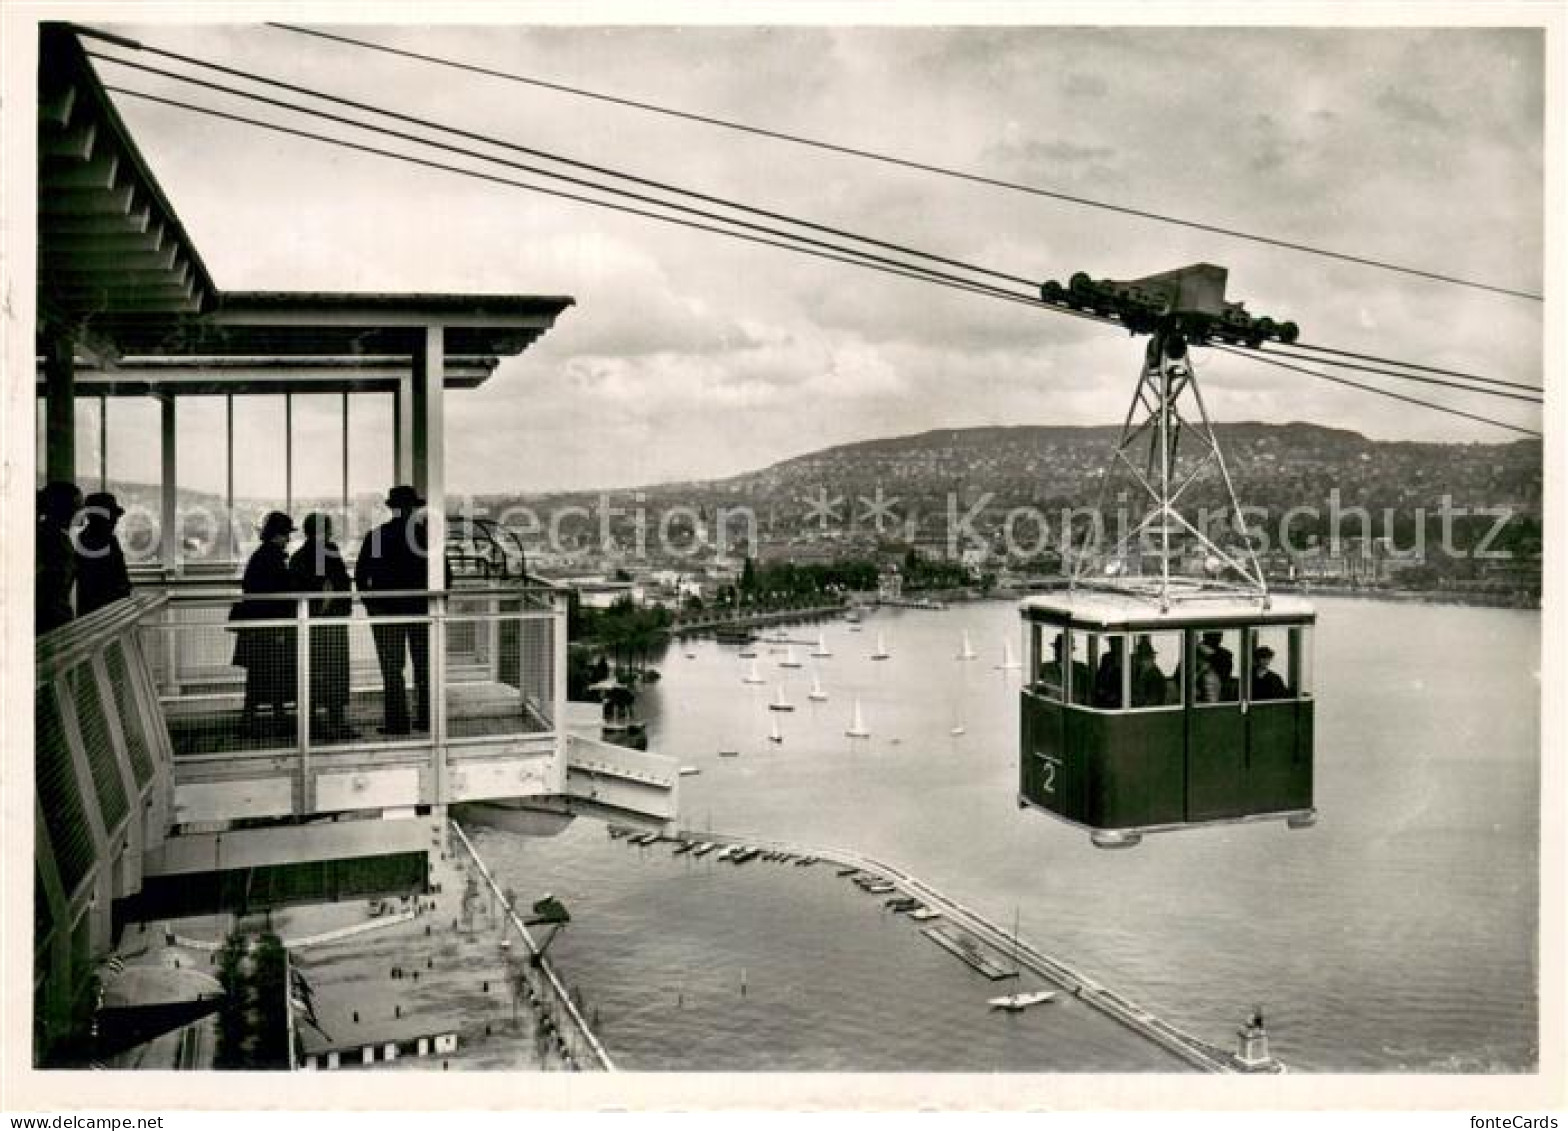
[231,511,298,734]
[289,513,355,739]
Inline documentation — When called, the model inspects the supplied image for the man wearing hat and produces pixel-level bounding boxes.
[1251,645,1290,701]
[36,481,82,632]
[76,492,132,616]
[232,511,299,734]
[356,485,432,735]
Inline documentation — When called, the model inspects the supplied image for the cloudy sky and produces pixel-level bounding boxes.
[76,13,1546,495]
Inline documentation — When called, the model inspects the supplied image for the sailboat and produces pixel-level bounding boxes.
[871,632,890,661]
[808,671,829,702]
[768,715,784,744]
[957,630,977,661]
[769,685,795,712]
[995,638,1022,671]
[988,910,1055,1011]
[811,632,832,658]
[780,645,802,669]
[743,660,765,685]
[845,698,870,738]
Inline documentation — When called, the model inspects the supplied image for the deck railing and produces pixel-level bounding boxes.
[142,586,568,818]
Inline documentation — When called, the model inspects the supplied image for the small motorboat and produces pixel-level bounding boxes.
[718,749,740,758]
[678,766,702,777]
[691,842,716,857]
[988,990,1057,1011]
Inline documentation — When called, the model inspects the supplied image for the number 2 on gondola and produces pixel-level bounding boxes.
[1037,753,1061,794]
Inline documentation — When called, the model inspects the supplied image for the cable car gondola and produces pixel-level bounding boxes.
[1018,264,1316,847]
[1019,591,1315,848]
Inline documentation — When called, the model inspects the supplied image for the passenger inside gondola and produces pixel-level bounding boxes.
[1195,629,1240,703]
[1250,645,1290,700]
[1035,630,1068,700]
[1093,636,1125,708]
[1131,635,1169,707]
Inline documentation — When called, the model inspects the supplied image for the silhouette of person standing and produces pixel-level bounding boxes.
[76,492,132,616]
[290,513,355,739]
[232,511,298,735]
[356,486,432,735]
[36,481,82,633]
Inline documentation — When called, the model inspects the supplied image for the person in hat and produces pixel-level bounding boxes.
[75,492,132,617]
[290,513,355,739]
[1092,636,1126,708]
[1131,634,1169,707]
[36,481,82,633]
[230,511,298,734]
[1251,645,1290,701]
[1199,630,1235,696]
[355,486,432,734]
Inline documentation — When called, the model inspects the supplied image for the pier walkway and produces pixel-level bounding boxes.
[674,828,1269,1074]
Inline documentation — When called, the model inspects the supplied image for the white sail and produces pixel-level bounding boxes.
[768,715,783,743]
[846,697,870,738]
[958,630,977,660]
[769,684,794,711]
[743,660,765,684]
[808,671,828,701]
[997,638,1021,670]
[781,645,802,668]
[812,632,831,658]
[871,632,890,660]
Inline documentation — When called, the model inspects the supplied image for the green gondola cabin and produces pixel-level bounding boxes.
[1019,592,1316,848]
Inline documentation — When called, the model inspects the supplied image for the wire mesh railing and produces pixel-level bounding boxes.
[143,588,564,774]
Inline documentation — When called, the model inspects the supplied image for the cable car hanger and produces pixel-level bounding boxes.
[1036,262,1295,612]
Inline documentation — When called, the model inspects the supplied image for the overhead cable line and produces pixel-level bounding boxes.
[1270,340,1542,394]
[92,57,1086,323]
[1214,346,1543,438]
[76,26,1039,291]
[259,21,1544,304]
[85,43,1537,402]
[1246,349,1541,405]
[99,85,1076,318]
[100,87,1540,440]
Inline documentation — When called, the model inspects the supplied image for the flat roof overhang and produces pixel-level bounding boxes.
[38,25,574,387]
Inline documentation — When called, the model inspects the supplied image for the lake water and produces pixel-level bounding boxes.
[471,596,1540,1072]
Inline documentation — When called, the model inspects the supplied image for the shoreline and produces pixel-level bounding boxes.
[659,827,1269,1074]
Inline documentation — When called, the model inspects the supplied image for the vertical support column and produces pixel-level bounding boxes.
[394,376,413,484]
[225,395,235,562]
[285,392,294,516]
[412,326,445,594]
[43,335,76,484]
[160,395,178,573]
[412,327,447,801]
[98,394,108,492]
[340,391,350,527]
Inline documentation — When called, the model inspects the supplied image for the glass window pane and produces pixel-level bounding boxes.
[1030,623,1067,702]
[1248,625,1311,700]
[1193,628,1241,704]
[1090,634,1126,709]
[1130,631,1180,708]
[1069,630,1096,705]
